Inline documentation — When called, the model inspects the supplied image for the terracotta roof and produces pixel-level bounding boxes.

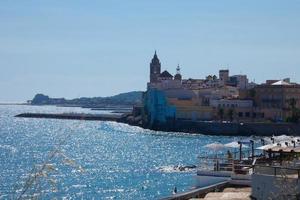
[160,70,173,78]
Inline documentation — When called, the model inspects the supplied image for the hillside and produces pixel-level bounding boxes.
[30,91,143,107]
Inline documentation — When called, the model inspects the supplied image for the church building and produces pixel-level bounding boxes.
[148,51,182,89]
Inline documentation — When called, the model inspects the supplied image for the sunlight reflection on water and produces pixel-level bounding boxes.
[0,105,237,199]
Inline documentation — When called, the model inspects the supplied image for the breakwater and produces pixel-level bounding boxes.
[15,113,300,136]
[147,120,300,136]
[15,113,126,122]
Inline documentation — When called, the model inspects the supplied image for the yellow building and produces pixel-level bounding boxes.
[163,89,213,121]
[254,81,300,121]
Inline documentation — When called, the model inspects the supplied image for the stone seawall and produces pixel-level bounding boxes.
[15,112,300,136]
[15,113,123,122]
[147,120,300,136]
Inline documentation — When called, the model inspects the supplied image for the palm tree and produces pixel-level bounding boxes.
[218,108,224,120]
[249,89,256,98]
[227,108,235,121]
[286,98,299,123]
[287,98,297,110]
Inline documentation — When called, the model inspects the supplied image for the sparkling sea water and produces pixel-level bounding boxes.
[0,105,236,199]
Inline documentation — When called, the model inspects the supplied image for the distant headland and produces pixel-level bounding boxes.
[29,91,143,107]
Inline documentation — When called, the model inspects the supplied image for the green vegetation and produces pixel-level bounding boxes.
[249,89,256,98]
[227,108,235,121]
[31,91,143,106]
[286,98,300,123]
[217,108,224,120]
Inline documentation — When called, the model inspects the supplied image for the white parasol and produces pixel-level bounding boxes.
[256,143,277,150]
[224,141,248,148]
[204,142,225,151]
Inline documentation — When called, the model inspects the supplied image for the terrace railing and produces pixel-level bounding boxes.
[253,164,300,179]
[197,156,253,175]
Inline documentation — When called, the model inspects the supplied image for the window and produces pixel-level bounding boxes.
[238,112,243,117]
[245,112,250,117]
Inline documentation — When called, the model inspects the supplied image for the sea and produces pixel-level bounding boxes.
[0,105,241,199]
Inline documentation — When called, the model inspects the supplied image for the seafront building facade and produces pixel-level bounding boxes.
[254,80,300,121]
[143,52,300,126]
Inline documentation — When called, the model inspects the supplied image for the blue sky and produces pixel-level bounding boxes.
[0,0,300,102]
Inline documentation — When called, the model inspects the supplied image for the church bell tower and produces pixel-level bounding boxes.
[150,51,161,83]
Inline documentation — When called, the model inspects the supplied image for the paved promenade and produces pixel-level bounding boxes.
[191,187,251,200]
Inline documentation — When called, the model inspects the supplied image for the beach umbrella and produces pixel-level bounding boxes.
[293,137,300,143]
[204,142,225,169]
[262,137,273,144]
[239,137,253,143]
[273,135,293,142]
[256,143,278,150]
[204,142,225,151]
[269,145,285,152]
[262,135,293,145]
[224,141,248,148]
[282,146,297,152]
[293,147,300,153]
[224,141,248,160]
